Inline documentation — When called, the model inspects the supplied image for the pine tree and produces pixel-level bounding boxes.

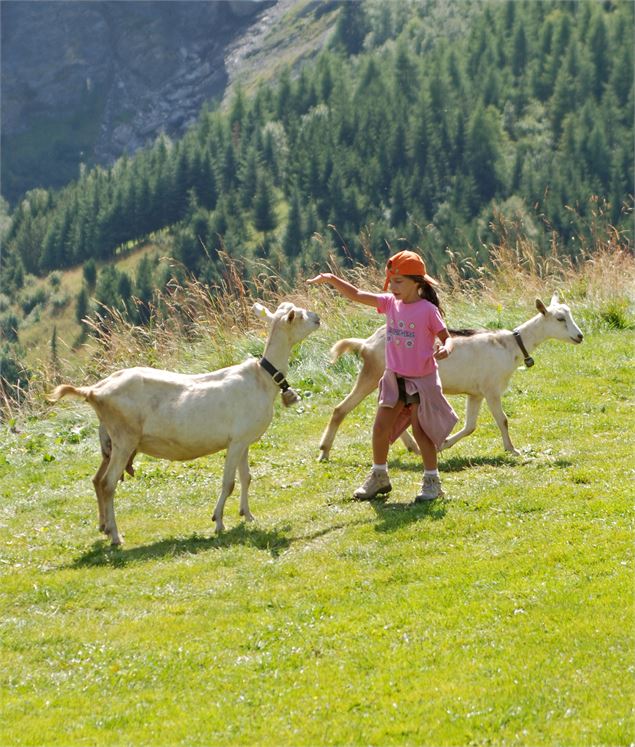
[253,175,277,234]
[239,147,260,209]
[588,11,609,98]
[117,271,133,318]
[135,254,155,324]
[220,140,238,192]
[95,265,120,313]
[609,25,634,106]
[394,40,418,102]
[229,85,247,133]
[551,68,577,135]
[275,69,293,123]
[586,121,611,190]
[390,176,408,228]
[196,150,218,210]
[466,105,503,204]
[511,22,528,78]
[83,258,97,291]
[331,1,368,56]
[283,190,303,257]
[317,55,334,101]
[173,147,191,221]
[75,287,89,326]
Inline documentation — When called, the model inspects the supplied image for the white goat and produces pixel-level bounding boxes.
[49,302,320,544]
[318,294,583,461]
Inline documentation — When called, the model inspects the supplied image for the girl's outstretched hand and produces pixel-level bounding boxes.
[306,273,333,286]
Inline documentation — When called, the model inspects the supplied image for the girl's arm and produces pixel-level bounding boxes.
[306,273,380,308]
[434,328,453,360]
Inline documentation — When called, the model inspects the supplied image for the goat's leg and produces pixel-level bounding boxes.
[400,429,420,454]
[92,455,110,533]
[440,394,483,451]
[96,443,136,546]
[99,422,136,480]
[212,442,243,533]
[484,393,519,455]
[237,447,254,523]
[318,364,382,461]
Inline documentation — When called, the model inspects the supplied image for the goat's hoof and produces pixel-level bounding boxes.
[241,511,255,523]
[317,451,329,462]
[110,539,122,548]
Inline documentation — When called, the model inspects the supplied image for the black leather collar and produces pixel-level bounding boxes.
[259,357,291,391]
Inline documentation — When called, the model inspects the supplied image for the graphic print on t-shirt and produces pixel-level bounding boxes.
[387,318,416,348]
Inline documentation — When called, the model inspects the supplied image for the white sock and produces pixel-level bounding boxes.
[424,469,439,478]
[372,463,388,473]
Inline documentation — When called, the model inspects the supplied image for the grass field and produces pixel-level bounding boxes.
[1,274,633,746]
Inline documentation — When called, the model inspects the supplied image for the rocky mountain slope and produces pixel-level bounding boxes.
[1,0,338,203]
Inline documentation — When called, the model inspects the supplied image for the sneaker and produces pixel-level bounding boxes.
[353,469,392,500]
[415,474,444,502]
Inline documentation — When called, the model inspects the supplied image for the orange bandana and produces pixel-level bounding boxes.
[383,250,438,290]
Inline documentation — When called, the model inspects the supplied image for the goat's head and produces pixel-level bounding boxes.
[536,293,584,344]
[253,302,320,345]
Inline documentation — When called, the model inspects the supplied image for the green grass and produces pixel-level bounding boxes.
[1,321,633,746]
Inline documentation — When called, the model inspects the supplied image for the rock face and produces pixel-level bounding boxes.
[1,0,275,201]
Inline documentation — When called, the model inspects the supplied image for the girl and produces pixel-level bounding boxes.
[307,250,458,502]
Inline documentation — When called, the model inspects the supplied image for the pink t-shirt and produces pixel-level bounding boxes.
[376,294,447,377]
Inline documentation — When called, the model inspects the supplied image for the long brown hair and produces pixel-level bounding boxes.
[405,275,444,316]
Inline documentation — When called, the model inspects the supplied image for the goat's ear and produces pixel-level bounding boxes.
[253,303,274,322]
[285,308,296,323]
[536,298,548,315]
[550,291,560,306]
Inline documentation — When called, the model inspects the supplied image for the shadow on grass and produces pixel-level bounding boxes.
[288,516,375,547]
[69,524,292,568]
[388,453,517,474]
[440,453,518,472]
[368,495,448,533]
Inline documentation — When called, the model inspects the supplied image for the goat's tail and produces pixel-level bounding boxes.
[48,384,92,403]
[329,337,367,363]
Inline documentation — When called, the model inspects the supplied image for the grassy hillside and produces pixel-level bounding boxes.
[7,242,164,371]
[9,189,293,370]
[1,245,633,746]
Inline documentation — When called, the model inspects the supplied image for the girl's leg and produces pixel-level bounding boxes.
[354,402,406,500]
[411,408,444,501]
[372,401,406,464]
[410,408,437,470]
